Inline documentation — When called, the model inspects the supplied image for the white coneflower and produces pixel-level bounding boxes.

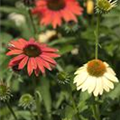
[8,13,26,26]
[38,30,57,43]
[74,59,119,96]
[96,0,117,12]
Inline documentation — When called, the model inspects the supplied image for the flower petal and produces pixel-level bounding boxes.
[27,58,34,76]
[40,55,57,65]
[6,49,23,56]
[9,54,25,67]
[36,57,45,74]
[18,56,28,69]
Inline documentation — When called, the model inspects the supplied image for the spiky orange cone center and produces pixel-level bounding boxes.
[87,59,106,77]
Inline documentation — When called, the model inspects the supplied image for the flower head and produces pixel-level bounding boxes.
[6,38,60,76]
[32,0,83,28]
[0,81,12,102]
[74,59,119,96]
[8,13,26,26]
[57,71,70,84]
[19,94,34,109]
[96,0,117,13]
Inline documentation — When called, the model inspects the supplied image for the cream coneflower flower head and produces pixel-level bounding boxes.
[74,59,119,96]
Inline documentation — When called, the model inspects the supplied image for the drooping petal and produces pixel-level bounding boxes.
[51,11,62,28]
[40,55,57,65]
[87,76,96,94]
[61,8,78,22]
[104,72,119,82]
[36,57,45,74]
[38,57,52,70]
[27,58,34,76]
[30,57,37,69]
[9,54,25,67]
[18,56,28,69]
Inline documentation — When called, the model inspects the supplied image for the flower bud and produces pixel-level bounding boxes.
[96,0,117,13]
[0,81,12,102]
[19,94,35,109]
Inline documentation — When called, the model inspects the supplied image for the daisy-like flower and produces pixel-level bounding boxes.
[74,59,119,96]
[6,38,60,76]
[96,0,117,12]
[32,0,83,28]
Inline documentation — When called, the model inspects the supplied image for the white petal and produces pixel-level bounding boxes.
[104,72,119,82]
[87,76,96,94]
[74,71,88,85]
[102,77,110,92]
[103,77,114,89]
[93,78,103,96]
[81,77,91,92]
[74,65,87,75]
[76,76,88,91]
[104,62,109,67]
[106,67,116,76]
[99,78,104,95]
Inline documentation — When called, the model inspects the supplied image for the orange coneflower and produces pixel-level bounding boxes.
[32,0,83,28]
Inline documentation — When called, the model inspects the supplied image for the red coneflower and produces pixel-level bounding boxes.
[32,0,83,28]
[6,38,60,76]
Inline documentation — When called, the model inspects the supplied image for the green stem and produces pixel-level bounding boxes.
[30,109,36,120]
[70,93,81,120]
[95,14,100,59]
[91,104,101,120]
[91,95,101,120]
[26,7,38,39]
[5,101,18,120]
[33,79,41,120]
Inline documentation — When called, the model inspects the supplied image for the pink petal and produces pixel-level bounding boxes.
[30,57,37,69]
[27,58,34,76]
[18,38,27,45]
[10,41,23,49]
[6,49,23,56]
[42,52,60,58]
[40,55,57,65]
[18,56,28,69]
[38,57,52,70]
[36,57,45,74]
[41,47,58,52]
[9,54,25,67]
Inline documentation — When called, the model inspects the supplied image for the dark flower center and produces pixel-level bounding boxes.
[47,0,65,11]
[24,45,41,57]
[87,59,106,77]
